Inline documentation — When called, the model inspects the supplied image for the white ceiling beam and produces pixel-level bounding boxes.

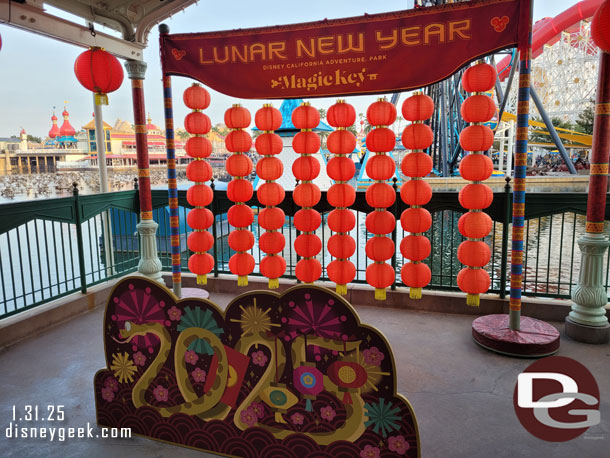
[0,0,145,61]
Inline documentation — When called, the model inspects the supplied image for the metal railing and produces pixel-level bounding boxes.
[0,181,608,319]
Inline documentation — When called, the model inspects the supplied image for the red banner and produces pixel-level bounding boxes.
[160,0,530,99]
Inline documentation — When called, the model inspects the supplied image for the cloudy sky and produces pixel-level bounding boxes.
[0,0,585,138]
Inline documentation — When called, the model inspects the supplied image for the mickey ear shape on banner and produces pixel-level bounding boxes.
[74,47,124,105]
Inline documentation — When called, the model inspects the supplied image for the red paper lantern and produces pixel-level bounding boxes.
[460,125,494,152]
[257,182,285,207]
[74,47,123,105]
[402,93,434,121]
[462,63,496,93]
[292,103,320,129]
[186,160,212,182]
[458,183,493,210]
[255,104,282,131]
[188,231,214,252]
[292,156,321,181]
[227,205,254,227]
[366,237,395,262]
[295,234,322,257]
[365,127,396,153]
[228,230,255,252]
[366,154,396,181]
[457,268,490,295]
[183,84,210,110]
[327,130,357,154]
[292,131,321,154]
[224,105,251,129]
[461,95,496,123]
[188,253,214,277]
[458,241,491,267]
[327,157,356,181]
[187,208,214,230]
[365,210,395,235]
[400,179,432,206]
[458,212,492,239]
[401,152,433,177]
[256,157,283,180]
[187,184,213,207]
[366,183,396,208]
[400,208,432,233]
[294,209,322,232]
[260,255,286,281]
[402,124,433,150]
[259,231,286,254]
[262,179,288,204]
[227,179,253,203]
[400,235,431,262]
[401,262,431,289]
[328,209,355,232]
[295,258,322,283]
[367,99,397,126]
[459,154,493,181]
[366,262,395,290]
[229,252,256,276]
[328,101,356,127]
[185,137,212,158]
[327,260,356,290]
[293,183,321,207]
[328,234,356,258]
[184,112,211,135]
[225,154,253,177]
[328,183,356,208]
[225,130,252,153]
[258,207,285,231]
[592,1,610,52]
[255,133,283,155]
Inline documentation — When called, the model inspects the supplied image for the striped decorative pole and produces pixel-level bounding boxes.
[508,25,533,331]
[125,60,162,282]
[162,74,182,296]
[566,39,610,343]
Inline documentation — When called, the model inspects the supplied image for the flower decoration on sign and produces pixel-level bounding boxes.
[291,412,304,425]
[110,352,137,384]
[185,349,199,365]
[240,407,258,427]
[167,306,182,321]
[192,368,206,383]
[251,350,268,367]
[362,346,385,366]
[250,402,265,419]
[101,386,114,402]
[153,385,169,402]
[364,398,402,437]
[105,377,119,392]
[388,434,410,455]
[133,351,146,367]
[360,445,381,458]
[177,307,223,355]
[320,405,337,421]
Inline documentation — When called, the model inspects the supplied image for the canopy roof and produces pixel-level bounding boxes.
[0,0,197,59]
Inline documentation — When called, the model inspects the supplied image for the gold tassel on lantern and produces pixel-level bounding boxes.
[268,278,279,289]
[410,287,422,300]
[238,275,248,286]
[466,293,480,307]
[197,274,208,285]
[375,288,386,301]
[336,284,347,296]
[94,93,109,106]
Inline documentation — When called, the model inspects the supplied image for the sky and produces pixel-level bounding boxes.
[0,0,586,138]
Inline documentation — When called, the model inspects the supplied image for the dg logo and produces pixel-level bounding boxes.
[513,356,601,442]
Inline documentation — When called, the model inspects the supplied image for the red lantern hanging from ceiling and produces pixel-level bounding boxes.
[292,102,322,284]
[74,47,124,105]
[326,99,358,295]
[457,62,496,306]
[365,98,397,300]
[183,84,214,285]
[254,104,286,289]
[399,92,434,299]
[225,104,255,286]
